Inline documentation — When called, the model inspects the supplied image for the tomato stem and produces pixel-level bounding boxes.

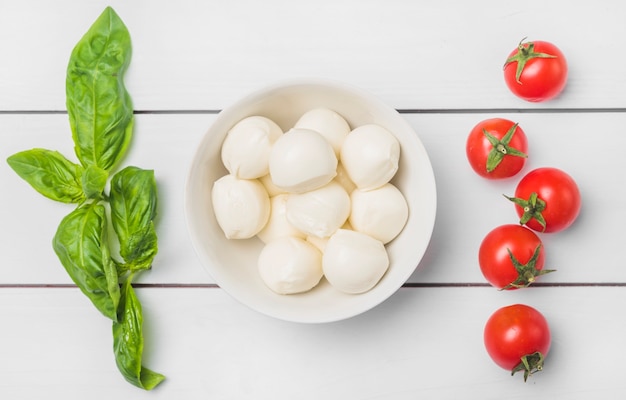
[504,39,558,84]
[512,351,546,382]
[483,123,527,173]
[504,192,547,232]
[501,244,555,290]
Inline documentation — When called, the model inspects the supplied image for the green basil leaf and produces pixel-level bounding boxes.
[52,202,120,321]
[66,6,133,171]
[110,166,158,269]
[82,165,109,200]
[113,279,165,390]
[124,223,158,271]
[7,148,85,203]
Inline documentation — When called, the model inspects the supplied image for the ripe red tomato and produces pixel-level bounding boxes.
[503,39,568,102]
[479,224,552,290]
[506,167,581,233]
[466,118,528,179]
[484,304,551,381]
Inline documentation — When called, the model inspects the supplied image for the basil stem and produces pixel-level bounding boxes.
[110,166,159,271]
[113,278,165,390]
[52,202,120,321]
[66,6,133,172]
[7,148,85,204]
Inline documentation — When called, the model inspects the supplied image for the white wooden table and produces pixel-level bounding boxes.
[1,1,625,398]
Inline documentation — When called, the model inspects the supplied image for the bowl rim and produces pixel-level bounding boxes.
[184,78,437,323]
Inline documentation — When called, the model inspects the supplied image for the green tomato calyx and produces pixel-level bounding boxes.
[483,122,527,173]
[504,38,557,84]
[512,351,546,382]
[504,192,547,232]
[501,244,555,290]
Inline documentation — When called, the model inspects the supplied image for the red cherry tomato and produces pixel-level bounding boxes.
[484,304,551,381]
[503,39,568,102]
[506,167,581,233]
[479,224,552,290]
[466,118,528,179]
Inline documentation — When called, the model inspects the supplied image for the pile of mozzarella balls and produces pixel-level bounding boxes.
[211,108,409,295]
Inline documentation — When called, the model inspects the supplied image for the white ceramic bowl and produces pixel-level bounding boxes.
[185,80,437,323]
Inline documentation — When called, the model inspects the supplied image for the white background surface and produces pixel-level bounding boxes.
[1,1,624,398]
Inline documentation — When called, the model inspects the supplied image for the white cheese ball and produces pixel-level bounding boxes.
[322,229,389,294]
[340,124,400,191]
[257,194,306,244]
[349,183,409,244]
[211,174,270,239]
[258,237,324,294]
[335,162,356,194]
[293,108,350,157]
[286,181,351,238]
[306,218,352,252]
[306,235,328,253]
[221,116,283,179]
[269,128,337,193]
[259,173,287,197]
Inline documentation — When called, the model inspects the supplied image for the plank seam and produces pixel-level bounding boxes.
[1,108,625,115]
[1,282,625,289]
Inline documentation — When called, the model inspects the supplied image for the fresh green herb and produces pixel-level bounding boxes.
[113,278,165,390]
[53,202,121,320]
[6,7,164,390]
[66,6,134,172]
[7,148,85,203]
[82,165,109,200]
[110,166,159,272]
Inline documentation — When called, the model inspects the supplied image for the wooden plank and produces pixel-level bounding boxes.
[1,112,624,285]
[1,0,625,111]
[0,286,624,398]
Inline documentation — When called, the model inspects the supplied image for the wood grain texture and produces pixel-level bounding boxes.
[1,0,625,111]
[1,1,625,398]
[1,287,624,399]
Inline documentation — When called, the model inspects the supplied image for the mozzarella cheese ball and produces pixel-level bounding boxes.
[259,173,287,197]
[335,162,356,194]
[257,194,306,244]
[293,108,351,157]
[211,174,270,239]
[221,116,283,179]
[349,183,408,244]
[286,181,351,238]
[340,124,400,191]
[309,220,353,252]
[306,235,328,253]
[322,229,389,294]
[269,128,337,193]
[258,237,324,294]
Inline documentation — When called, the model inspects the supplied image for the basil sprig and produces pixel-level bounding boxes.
[6,7,164,390]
